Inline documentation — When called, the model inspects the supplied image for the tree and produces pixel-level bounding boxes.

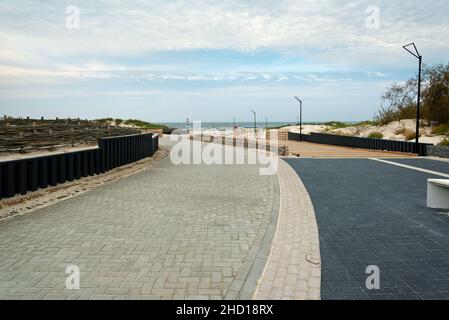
[375,63,449,125]
[423,64,449,124]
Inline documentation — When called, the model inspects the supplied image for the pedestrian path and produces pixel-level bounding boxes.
[0,139,278,300]
[254,159,321,300]
[286,157,449,300]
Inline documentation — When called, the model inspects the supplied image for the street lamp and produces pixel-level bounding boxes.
[294,96,303,142]
[403,43,422,148]
[250,109,257,136]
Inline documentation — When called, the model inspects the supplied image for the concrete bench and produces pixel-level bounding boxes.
[427,179,449,209]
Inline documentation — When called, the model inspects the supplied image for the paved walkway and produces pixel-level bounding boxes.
[3,134,431,300]
[286,157,449,300]
[0,139,279,300]
[382,158,449,175]
[283,141,413,158]
[254,159,321,300]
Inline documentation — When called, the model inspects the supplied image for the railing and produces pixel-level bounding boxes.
[288,132,431,156]
[0,133,159,200]
[0,117,140,154]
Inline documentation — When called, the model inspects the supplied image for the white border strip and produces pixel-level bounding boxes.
[253,159,321,300]
[370,158,449,178]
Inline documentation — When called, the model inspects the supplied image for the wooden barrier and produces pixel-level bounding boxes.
[288,132,431,156]
[0,133,159,200]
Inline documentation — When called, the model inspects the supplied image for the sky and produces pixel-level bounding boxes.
[0,0,448,123]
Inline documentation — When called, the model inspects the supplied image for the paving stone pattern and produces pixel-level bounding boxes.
[384,158,449,175]
[286,158,449,300]
[0,145,278,300]
[254,159,321,300]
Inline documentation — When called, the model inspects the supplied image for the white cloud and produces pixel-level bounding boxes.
[0,0,448,69]
[0,0,448,120]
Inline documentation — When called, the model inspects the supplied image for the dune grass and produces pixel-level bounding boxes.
[432,123,449,135]
[439,138,449,147]
[368,132,383,139]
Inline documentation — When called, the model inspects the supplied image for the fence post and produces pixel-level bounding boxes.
[17,162,27,195]
[57,155,66,183]
[48,157,57,186]
[88,151,95,175]
[0,164,3,199]
[29,159,38,192]
[66,154,74,181]
[5,163,16,197]
[81,152,88,177]
[74,153,81,179]
[39,158,48,189]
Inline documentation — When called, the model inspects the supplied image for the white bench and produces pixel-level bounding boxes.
[427,179,449,209]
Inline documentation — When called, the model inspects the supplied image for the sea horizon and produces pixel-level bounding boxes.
[159,121,360,130]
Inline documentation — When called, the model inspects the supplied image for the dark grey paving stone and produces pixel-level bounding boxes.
[417,291,448,300]
[285,158,449,300]
[368,293,397,300]
[339,293,371,300]
[384,158,449,174]
[391,292,422,300]
[428,279,449,291]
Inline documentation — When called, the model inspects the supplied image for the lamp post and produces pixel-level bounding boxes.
[403,43,422,149]
[250,109,257,137]
[294,96,303,142]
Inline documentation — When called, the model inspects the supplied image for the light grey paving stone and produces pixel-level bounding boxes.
[0,139,279,300]
[254,159,321,300]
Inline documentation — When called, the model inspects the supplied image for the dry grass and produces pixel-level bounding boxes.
[333,130,353,137]
[395,127,406,135]
[404,129,418,141]
[439,138,449,147]
[432,123,449,135]
[368,132,384,139]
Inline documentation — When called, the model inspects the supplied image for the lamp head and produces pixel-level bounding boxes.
[294,96,302,103]
[403,43,421,59]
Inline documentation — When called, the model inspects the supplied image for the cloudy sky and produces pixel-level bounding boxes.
[0,0,448,123]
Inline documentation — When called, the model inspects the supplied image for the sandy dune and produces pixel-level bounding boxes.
[285,119,447,145]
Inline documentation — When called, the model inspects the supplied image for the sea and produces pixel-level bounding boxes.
[160,122,298,131]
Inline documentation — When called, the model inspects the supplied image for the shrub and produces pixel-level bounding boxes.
[333,130,353,137]
[439,139,449,147]
[324,121,350,129]
[355,120,377,126]
[375,63,449,125]
[123,119,170,131]
[162,127,174,134]
[95,118,114,124]
[368,132,383,139]
[432,123,449,135]
[395,127,406,135]
[404,129,418,141]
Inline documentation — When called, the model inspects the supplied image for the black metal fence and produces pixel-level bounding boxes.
[288,132,431,156]
[0,133,159,200]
